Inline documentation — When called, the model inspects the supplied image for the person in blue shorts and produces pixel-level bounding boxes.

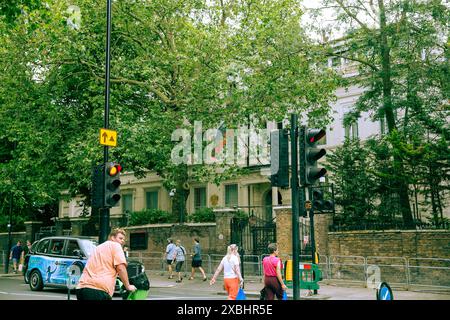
[165,238,177,279]
[10,240,23,274]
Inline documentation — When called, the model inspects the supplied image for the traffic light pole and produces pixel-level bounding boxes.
[308,186,318,294]
[99,0,112,244]
[290,114,301,300]
[4,193,13,274]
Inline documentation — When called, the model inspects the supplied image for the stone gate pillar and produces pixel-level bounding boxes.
[213,208,236,253]
[273,206,292,257]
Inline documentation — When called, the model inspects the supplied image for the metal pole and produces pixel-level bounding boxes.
[309,204,317,294]
[4,193,13,274]
[99,0,112,244]
[290,114,300,300]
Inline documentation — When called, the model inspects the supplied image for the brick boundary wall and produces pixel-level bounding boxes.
[273,206,450,259]
[328,229,450,259]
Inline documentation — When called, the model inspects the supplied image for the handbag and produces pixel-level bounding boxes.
[236,287,246,300]
[259,287,266,300]
[282,290,288,300]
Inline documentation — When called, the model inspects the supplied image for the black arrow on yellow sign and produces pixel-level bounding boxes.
[99,128,117,147]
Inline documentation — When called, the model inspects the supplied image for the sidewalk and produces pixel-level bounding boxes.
[145,272,450,300]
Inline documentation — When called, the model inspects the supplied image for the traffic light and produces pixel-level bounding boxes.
[104,162,122,207]
[311,189,334,212]
[300,127,327,185]
[270,129,289,188]
[91,164,105,208]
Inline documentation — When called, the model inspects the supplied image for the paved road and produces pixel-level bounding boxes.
[0,276,242,300]
[1,272,450,300]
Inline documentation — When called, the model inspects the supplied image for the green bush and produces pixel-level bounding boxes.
[188,207,215,223]
[233,210,248,220]
[128,209,175,226]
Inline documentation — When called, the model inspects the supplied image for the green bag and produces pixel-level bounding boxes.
[127,289,149,300]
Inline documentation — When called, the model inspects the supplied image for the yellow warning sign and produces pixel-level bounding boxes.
[99,128,117,147]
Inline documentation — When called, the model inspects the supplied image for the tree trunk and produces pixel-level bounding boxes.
[378,0,414,227]
[172,164,190,223]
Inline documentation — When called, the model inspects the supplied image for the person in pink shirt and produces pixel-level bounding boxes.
[262,243,287,300]
[76,228,136,300]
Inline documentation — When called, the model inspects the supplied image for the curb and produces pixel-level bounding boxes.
[0,273,23,278]
[216,291,331,300]
[151,284,176,288]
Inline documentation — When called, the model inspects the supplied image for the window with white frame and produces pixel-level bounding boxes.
[145,190,158,210]
[194,187,207,210]
[344,118,359,140]
[122,194,133,214]
[225,184,238,207]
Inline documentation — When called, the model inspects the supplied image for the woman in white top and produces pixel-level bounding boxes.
[210,244,244,300]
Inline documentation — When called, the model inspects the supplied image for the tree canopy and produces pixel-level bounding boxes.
[0,0,339,228]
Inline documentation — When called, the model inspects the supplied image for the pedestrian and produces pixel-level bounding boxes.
[165,238,177,279]
[262,243,287,300]
[76,228,136,300]
[209,244,244,300]
[189,237,207,281]
[9,240,23,274]
[22,240,32,255]
[173,240,186,283]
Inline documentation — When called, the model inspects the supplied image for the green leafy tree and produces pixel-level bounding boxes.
[325,139,377,224]
[0,0,339,225]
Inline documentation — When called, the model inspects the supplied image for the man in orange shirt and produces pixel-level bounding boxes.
[76,228,136,300]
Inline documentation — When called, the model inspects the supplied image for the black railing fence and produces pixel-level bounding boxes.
[329,220,450,232]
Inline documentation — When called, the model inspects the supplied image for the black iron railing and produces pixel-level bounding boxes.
[329,220,450,232]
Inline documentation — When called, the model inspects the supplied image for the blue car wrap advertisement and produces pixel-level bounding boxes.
[28,255,86,287]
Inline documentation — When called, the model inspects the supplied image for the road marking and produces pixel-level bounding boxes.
[147,296,222,300]
[0,291,65,299]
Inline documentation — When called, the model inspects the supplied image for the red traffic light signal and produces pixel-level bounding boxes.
[302,128,327,185]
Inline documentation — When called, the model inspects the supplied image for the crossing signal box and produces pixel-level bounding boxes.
[270,129,289,188]
[91,164,105,208]
[300,127,327,185]
[104,162,122,207]
[312,189,334,212]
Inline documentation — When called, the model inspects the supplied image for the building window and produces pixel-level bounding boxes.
[225,184,238,207]
[145,190,158,210]
[122,194,133,214]
[130,232,148,250]
[344,121,359,140]
[194,187,206,210]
